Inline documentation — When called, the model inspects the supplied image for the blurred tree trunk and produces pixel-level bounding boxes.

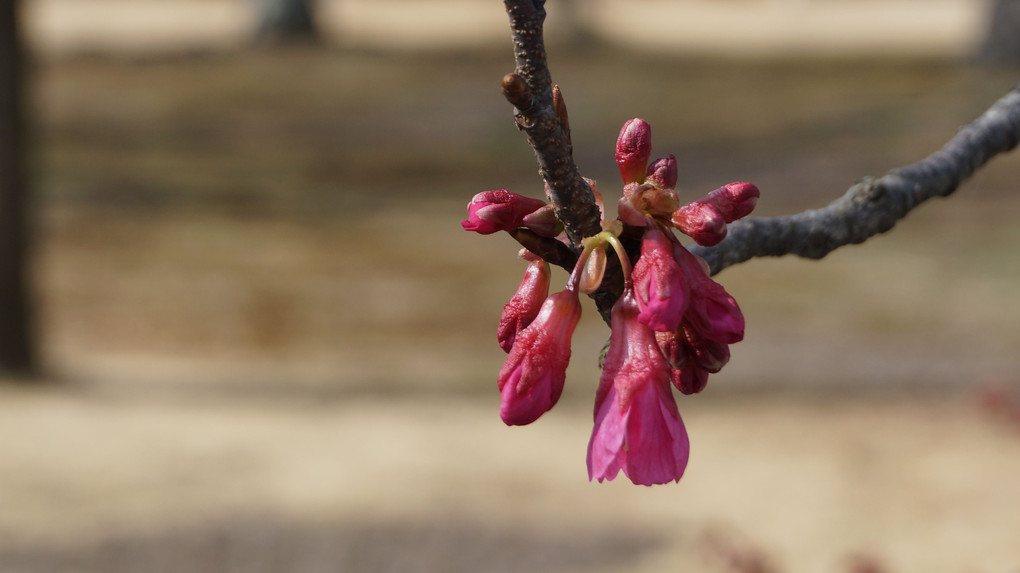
[0,0,38,377]
[978,0,1020,64]
[254,0,318,44]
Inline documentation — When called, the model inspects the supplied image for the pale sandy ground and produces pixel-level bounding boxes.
[24,0,986,56]
[3,386,1020,572]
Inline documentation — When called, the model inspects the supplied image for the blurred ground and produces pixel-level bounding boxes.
[3,14,1020,573]
[24,0,985,56]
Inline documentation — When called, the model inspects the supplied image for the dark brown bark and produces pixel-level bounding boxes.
[0,0,37,376]
[502,1,601,248]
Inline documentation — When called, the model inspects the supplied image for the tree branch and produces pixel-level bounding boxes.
[501,1,1020,314]
[688,85,1020,275]
[502,0,602,247]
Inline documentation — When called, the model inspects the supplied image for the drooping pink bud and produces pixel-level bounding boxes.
[674,244,745,344]
[632,226,688,332]
[669,363,710,395]
[645,154,678,189]
[615,118,652,184]
[497,252,551,353]
[498,289,582,426]
[702,182,760,223]
[671,201,728,246]
[461,190,548,235]
[682,322,730,373]
[587,290,689,486]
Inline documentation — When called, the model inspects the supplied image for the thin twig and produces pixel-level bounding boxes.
[502,0,602,248]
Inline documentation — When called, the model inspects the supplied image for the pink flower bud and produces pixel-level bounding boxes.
[498,289,582,426]
[674,245,745,344]
[497,253,551,353]
[671,201,728,246]
[645,154,678,189]
[702,182,760,223]
[615,118,652,184]
[587,290,689,485]
[632,226,688,332]
[461,190,548,235]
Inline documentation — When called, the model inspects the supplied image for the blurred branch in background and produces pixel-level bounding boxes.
[978,0,1020,64]
[253,0,318,45]
[0,0,37,379]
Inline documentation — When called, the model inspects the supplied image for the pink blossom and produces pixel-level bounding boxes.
[498,289,582,426]
[671,201,728,246]
[632,226,688,332]
[587,290,690,485]
[615,118,652,184]
[497,253,551,353]
[461,190,548,235]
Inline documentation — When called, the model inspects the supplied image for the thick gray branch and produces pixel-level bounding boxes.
[689,85,1020,275]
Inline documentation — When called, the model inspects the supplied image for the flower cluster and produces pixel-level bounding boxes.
[462,118,759,486]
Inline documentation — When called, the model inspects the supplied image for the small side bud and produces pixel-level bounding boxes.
[615,118,652,184]
[671,201,728,246]
[585,178,605,218]
[552,85,571,145]
[501,73,532,111]
[645,154,678,189]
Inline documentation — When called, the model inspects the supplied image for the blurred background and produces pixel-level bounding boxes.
[2,0,1020,571]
